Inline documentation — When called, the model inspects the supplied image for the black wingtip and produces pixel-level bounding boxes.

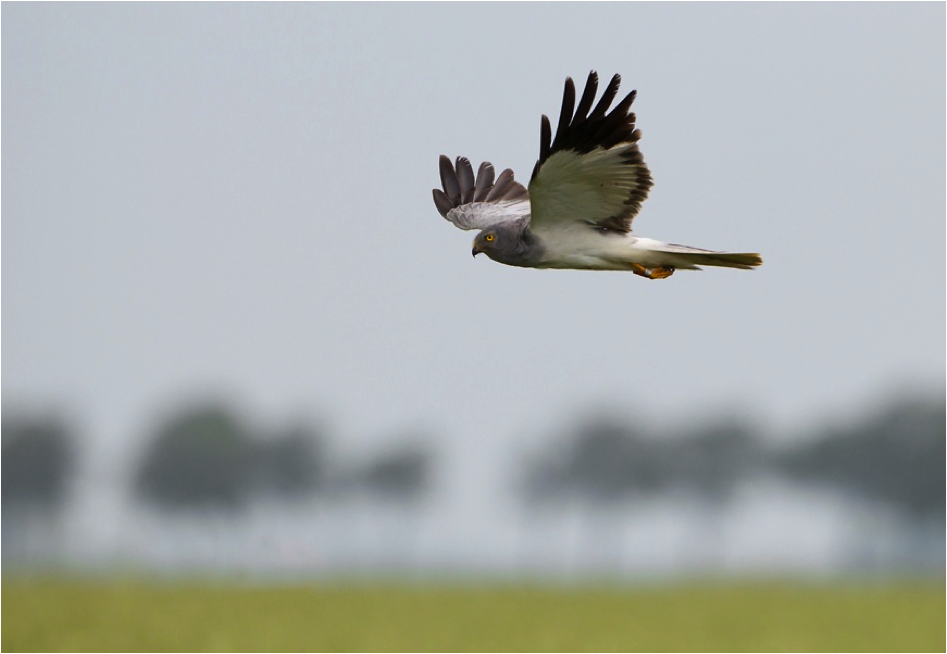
[539,114,552,162]
[553,78,577,150]
[540,72,644,160]
[572,71,600,129]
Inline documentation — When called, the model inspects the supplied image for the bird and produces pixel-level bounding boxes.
[432,71,762,279]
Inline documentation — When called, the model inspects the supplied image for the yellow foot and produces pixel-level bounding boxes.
[631,264,675,280]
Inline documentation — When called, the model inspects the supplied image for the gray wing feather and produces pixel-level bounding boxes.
[484,168,528,203]
[433,155,530,230]
[432,188,454,218]
[473,162,494,201]
[437,156,461,207]
[457,157,476,204]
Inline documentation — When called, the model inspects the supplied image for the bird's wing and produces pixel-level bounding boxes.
[433,155,530,231]
[527,72,653,234]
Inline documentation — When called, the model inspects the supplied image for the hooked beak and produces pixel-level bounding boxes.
[472,243,482,257]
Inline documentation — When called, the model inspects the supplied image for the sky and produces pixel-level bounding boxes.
[3,3,944,483]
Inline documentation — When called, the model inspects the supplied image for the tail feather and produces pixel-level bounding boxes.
[648,242,763,270]
[671,250,763,270]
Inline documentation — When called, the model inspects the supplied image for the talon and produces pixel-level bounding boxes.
[630,263,675,279]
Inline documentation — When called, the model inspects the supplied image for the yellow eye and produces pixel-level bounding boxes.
[484,233,495,242]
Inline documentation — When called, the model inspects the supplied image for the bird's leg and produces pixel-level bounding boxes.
[630,263,675,280]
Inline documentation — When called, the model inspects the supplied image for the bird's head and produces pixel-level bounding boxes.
[472,223,526,263]
[471,229,500,258]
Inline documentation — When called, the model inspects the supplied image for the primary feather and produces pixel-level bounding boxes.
[433,156,529,231]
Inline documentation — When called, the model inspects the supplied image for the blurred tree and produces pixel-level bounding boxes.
[522,417,770,506]
[2,416,74,509]
[355,444,430,502]
[673,421,764,501]
[777,399,945,518]
[252,425,324,498]
[134,405,254,510]
[525,401,943,516]
[522,419,671,504]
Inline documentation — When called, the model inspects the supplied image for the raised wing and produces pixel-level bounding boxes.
[433,155,530,231]
[528,72,653,233]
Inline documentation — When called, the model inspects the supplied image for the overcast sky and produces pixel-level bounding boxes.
[3,3,944,475]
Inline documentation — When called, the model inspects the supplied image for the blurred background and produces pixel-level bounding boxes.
[3,3,944,586]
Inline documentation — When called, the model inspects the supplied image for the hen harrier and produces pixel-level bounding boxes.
[432,72,762,279]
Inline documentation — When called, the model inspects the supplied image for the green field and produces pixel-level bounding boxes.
[3,579,943,652]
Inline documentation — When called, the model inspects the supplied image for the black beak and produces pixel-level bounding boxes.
[472,244,481,257]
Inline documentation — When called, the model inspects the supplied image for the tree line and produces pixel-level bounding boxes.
[3,396,944,521]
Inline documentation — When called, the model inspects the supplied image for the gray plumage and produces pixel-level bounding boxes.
[471,219,545,268]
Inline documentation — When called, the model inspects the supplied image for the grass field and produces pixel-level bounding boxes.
[3,578,943,652]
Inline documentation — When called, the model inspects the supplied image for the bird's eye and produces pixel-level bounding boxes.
[485,233,495,242]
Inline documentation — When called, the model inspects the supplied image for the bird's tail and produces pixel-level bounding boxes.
[638,240,763,270]
[666,249,763,270]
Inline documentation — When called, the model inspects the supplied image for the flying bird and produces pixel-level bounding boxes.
[432,72,762,279]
